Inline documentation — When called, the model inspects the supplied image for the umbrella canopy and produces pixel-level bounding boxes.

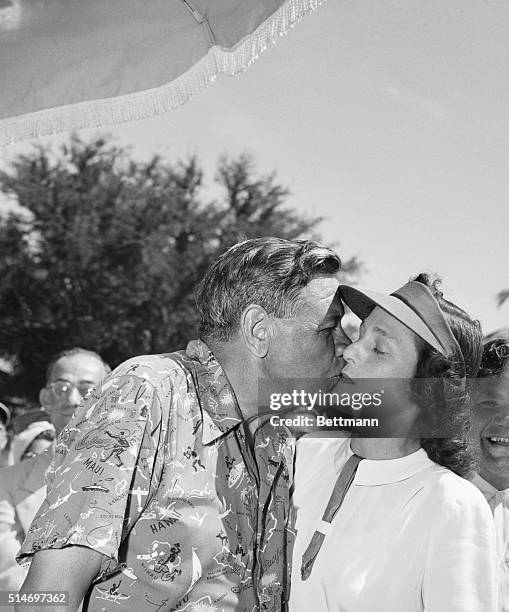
[0,0,323,146]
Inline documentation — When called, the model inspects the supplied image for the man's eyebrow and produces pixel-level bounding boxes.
[318,314,341,328]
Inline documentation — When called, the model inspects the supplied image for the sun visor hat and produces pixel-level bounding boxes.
[339,281,465,370]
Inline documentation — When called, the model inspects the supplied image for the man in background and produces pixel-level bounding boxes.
[0,348,110,592]
[471,335,509,610]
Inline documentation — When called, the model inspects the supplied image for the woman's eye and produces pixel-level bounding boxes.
[373,346,386,355]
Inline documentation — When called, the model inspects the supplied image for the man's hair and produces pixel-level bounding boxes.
[196,237,341,342]
[45,347,111,383]
[410,273,483,477]
[477,335,509,378]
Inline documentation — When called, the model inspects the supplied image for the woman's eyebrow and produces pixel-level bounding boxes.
[361,323,398,343]
[373,326,399,343]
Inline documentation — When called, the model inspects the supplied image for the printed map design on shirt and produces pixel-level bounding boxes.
[18,340,295,612]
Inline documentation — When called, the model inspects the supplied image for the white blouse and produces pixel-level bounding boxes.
[471,473,509,611]
[290,437,498,612]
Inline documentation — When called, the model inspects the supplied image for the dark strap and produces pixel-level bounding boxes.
[300,454,362,581]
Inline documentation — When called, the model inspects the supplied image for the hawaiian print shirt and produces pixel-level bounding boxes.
[18,340,296,612]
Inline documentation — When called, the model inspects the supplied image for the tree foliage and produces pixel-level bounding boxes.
[0,135,360,402]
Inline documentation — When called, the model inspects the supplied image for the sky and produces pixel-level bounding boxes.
[1,0,509,333]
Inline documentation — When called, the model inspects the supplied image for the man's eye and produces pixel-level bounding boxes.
[373,346,386,355]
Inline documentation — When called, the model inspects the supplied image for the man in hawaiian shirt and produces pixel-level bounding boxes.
[17,237,349,612]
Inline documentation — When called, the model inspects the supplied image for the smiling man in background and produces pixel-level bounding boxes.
[0,348,110,594]
[471,335,509,611]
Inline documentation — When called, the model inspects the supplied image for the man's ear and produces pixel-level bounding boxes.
[240,304,272,358]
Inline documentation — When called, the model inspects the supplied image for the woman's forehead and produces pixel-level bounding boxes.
[363,307,418,345]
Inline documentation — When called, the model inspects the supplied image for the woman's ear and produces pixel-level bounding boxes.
[240,304,272,358]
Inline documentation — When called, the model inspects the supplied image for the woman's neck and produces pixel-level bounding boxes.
[350,437,421,460]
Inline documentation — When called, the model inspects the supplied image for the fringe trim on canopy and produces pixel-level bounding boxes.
[0,0,325,148]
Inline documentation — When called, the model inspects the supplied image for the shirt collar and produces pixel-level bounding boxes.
[184,339,243,445]
[334,440,435,485]
[471,472,509,503]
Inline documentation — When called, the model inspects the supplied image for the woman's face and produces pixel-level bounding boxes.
[342,306,420,379]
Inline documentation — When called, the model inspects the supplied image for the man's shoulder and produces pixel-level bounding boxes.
[108,351,193,388]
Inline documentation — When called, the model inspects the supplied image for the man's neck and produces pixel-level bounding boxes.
[350,437,421,459]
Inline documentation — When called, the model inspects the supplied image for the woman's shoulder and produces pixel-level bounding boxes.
[420,463,492,517]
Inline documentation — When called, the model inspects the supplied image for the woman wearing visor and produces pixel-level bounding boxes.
[290,274,497,611]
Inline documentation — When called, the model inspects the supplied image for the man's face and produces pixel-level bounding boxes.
[472,362,509,489]
[265,276,350,388]
[40,353,107,434]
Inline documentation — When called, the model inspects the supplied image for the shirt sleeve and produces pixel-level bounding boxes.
[17,369,166,579]
[423,481,498,612]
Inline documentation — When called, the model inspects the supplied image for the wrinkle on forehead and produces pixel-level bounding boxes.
[299,278,341,322]
[50,355,106,384]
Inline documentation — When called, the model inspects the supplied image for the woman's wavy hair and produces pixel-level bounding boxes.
[410,273,483,477]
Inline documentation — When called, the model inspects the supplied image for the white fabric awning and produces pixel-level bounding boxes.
[0,0,323,147]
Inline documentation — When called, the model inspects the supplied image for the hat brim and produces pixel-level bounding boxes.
[339,286,447,356]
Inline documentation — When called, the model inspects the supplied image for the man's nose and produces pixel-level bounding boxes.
[333,328,352,356]
[67,387,83,407]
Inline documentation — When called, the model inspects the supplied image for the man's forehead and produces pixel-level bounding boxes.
[297,280,344,327]
[50,354,105,381]
[301,276,340,304]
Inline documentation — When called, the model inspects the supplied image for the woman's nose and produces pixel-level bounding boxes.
[342,342,358,365]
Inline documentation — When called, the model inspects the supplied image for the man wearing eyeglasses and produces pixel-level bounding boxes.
[0,348,110,596]
[471,334,509,611]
